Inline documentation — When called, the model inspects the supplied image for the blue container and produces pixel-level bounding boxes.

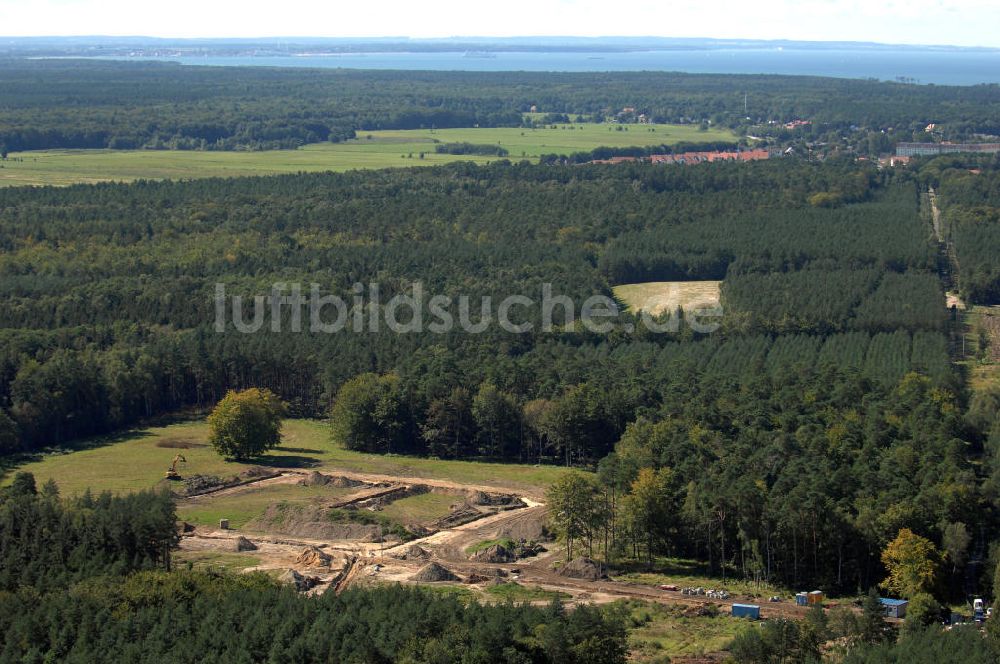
[795,592,808,606]
[732,603,761,619]
[879,598,908,619]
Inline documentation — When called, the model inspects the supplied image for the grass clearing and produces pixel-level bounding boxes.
[961,305,1000,394]
[378,492,460,526]
[176,483,359,528]
[612,557,789,598]
[623,600,741,661]
[484,583,570,602]
[0,122,737,187]
[3,418,574,497]
[173,550,261,572]
[613,281,722,316]
[367,123,734,160]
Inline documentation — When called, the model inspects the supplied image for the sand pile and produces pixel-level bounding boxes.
[389,544,431,561]
[411,562,460,582]
[296,546,333,567]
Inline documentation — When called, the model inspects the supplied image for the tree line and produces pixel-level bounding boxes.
[0,473,627,662]
[929,156,1000,304]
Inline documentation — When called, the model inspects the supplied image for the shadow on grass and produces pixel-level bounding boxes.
[251,454,320,469]
[274,446,323,455]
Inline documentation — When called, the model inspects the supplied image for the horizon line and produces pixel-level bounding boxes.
[2,34,999,52]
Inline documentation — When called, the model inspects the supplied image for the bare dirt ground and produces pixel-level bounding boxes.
[613,281,722,317]
[175,466,826,622]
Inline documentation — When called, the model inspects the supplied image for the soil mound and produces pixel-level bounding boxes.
[466,491,524,508]
[240,467,274,480]
[233,536,258,552]
[327,475,366,488]
[389,544,431,561]
[411,562,460,583]
[183,475,228,495]
[497,514,549,543]
[279,568,319,592]
[466,568,508,584]
[299,471,331,486]
[557,557,606,580]
[248,504,384,541]
[296,546,333,567]
[470,543,515,563]
[299,472,365,488]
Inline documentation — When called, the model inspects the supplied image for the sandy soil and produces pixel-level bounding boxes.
[176,465,832,622]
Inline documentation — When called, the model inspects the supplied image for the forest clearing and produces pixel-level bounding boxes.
[613,281,723,316]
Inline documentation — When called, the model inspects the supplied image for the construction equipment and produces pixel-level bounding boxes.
[165,454,186,480]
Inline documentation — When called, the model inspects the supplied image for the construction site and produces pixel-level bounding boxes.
[172,464,834,626]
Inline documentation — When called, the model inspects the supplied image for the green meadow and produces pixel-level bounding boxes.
[0,122,736,187]
[3,419,574,498]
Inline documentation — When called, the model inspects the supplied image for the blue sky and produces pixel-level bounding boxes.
[1,0,998,48]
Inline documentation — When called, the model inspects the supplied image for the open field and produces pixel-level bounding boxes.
[176,482,360,528]
[3,418,574,497]
[613,281,723,316]
[625,600,743,662]
[366,122,734,158]
[0,144,480,187]
[0,122,736,187]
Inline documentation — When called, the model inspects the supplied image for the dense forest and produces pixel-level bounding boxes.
[1,155,997,596]
[0,474,626,662]
[928,155,1000,304]
[2,59,1000,151]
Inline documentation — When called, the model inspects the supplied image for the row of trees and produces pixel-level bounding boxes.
[324,326,956,466]
[0,473,178,590]
[933,160,1000,304]
[330,373,622,463]
[723,268,947,335]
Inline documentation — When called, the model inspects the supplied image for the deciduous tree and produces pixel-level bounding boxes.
[208,388,284,460]
[881,528,941,598]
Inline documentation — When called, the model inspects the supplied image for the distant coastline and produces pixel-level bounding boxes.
[64,48,1000,85]
[9,36,1000,84]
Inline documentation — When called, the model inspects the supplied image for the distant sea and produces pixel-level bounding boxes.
[92,48,1000,85]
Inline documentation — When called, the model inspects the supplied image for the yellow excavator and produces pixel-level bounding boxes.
[165,454,187,480]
